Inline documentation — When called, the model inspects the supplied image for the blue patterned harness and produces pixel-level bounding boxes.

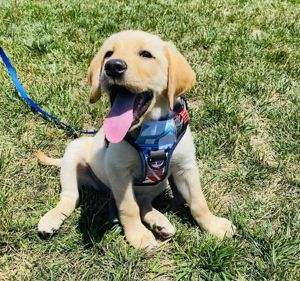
[124,97,189,186]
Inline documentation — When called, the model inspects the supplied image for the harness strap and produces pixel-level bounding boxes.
[128,97,189,186]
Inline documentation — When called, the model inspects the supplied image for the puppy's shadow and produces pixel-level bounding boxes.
[77,186,112,247]
[152,190,196,225]
[77,186,195,247]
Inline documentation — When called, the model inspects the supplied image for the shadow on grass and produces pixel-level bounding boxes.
[152,190,197,226]
[76,186,196,247]
[77,186,111,247]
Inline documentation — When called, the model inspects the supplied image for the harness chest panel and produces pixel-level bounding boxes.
[134,118,177,184]
[124,98,189,186]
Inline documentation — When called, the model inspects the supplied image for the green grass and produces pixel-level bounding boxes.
[1,0,300,280]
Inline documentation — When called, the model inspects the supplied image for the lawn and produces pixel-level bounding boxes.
[0,0,300,280]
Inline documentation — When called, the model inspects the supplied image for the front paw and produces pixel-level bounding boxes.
[153,223,176,239]
[204,216,236,239]
[38,210,65,237]
[125,225,158,250]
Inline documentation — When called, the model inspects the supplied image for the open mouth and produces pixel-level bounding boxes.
[104,85,153,143]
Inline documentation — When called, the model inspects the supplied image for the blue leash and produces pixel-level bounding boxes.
[0,47,98,135]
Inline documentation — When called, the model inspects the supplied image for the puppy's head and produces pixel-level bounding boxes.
[88,30,195,143]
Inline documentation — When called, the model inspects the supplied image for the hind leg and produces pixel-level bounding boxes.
[38,138,92,236]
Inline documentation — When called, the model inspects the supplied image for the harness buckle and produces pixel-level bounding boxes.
[181,96,188,111]
[148,150,167,170]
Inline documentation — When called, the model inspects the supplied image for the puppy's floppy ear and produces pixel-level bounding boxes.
[164,42,196,109]
[87,48,105,103]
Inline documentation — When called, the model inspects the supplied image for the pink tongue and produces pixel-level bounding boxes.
[104,93,135,143]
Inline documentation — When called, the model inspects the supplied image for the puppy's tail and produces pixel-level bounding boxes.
[37,151,62,168]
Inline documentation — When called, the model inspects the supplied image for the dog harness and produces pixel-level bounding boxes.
[124,97,189,186]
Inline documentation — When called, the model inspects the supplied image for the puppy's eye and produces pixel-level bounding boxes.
[104,51,113,58]
[139,50,153,58]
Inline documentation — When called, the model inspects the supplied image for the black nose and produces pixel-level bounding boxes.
[104,59,127,78]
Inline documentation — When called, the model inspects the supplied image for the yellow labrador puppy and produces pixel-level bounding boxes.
[37,30,236,249]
